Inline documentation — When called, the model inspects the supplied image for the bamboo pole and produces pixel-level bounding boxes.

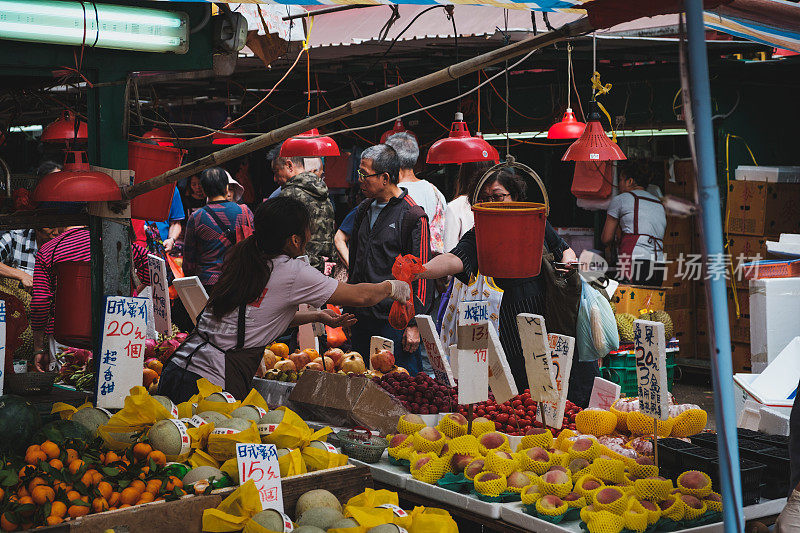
[122,16,593,201]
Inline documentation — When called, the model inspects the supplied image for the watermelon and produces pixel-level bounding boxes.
[0,395,42,455]
[36,420,93,445]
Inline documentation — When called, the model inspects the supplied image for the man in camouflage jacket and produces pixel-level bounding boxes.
[272,155,336,271]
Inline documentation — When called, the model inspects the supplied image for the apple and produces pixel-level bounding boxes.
[389,434,409,448]
[370,349,396,373]
[641,501,658,511]
[451,454,474,474]
[571,438,594,452]
[288,351,311,370]
[464,459,485,478]
[680,494,704,510]
[704,493,722,503]
[274,359,296,372]
[413,457,431,470]
[635,456,654,466]
[581,479,602,491]
[493,451,513,460]
[477,472,501,482]
[325,348,345,368]
[262,349,278,370]
[568,458,590,474]
[564,492,581,502]
[418,427,442,441]
[549,465,568,474]
[526,447,550,463]
[658,497,676,510]
[507,471,531,489]
[340,354,366,374]
[402,413,425,425]
[472,416,492,426]
[311,356,335,371]
[595,488,623,505]
[539,495,564,510]
[446,413,468,425]
[542,470,570,485]
[479,432,506,450]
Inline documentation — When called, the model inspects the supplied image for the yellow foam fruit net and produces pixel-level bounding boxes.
[568,438,600,462]
[590,487,628,514]
[411,431,448,454]
[584,509,626,533]
[575,474,605,498]
[518,430,553,451]
[517,450,553,475]
[622,499,649,533]
[575,409,618,437]
[397,415,427,435]
[473,472,508,497]
[470,418,497,438]
[551,451,571,468]
[554,428,577,452]
[626,411,675,437]
[676,470,713,497]
[206,422,261,462]
[670,409,708,438]
[630,463,659,479]
[536,497,569,518]
[448,434,481,456]
[463,457,485,481]
[566,494,587,509]
[484,450,519,476]
[609,399,635,432]
[388,434,414,460]
[478,434,511,455]
[590,458,626,484]
[680,497,708,521]
[411,456,450,484]
[537,473,573,498]
[437,415,468,439]
[659,495,686,522]
[521,484,542,504]
[633,477,673,501]
[571,465,593,484]
[704,492,723,512]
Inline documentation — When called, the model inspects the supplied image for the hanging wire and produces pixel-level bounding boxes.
[592,32,597,98]
[566,44,572,110]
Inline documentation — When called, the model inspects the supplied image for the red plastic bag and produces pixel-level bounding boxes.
[388,254,426,330]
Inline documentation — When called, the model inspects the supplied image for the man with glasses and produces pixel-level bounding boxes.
[346,144,433,374]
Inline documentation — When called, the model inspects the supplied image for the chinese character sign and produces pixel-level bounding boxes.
[370,336,394,357]
[97,296,148,409]
[415,315,455,387]
[633,320,669,421]
[588,377,621,411]
[236,443,283,513]
[147,254,172,337]
[0,301,5,395]
[516,314,558,403]
[537,334,575,428]
[486,323,518,404]
[456,301,489,405]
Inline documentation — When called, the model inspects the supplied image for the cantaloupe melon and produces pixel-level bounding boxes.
[182,466,224,485]
[230,405,266,421]
[148,419,189,456]
[152,395,178,417]
[214,418,252,432]
[295,489,342,517]
[197,411,230,426]
[293,527,325,533]
[250,509,286,531]
[329,518,359,529]
[206,392,237,403]
[297,508,343,529]
[71,406,111,437]
[367,525,402,533]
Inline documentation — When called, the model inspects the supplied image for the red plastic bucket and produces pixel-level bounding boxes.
[54,261,92,348]
[128,141,185,221]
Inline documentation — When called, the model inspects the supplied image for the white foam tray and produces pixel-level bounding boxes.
[500,502,583,533]
[347,452,413,489]
[404,478,502,519]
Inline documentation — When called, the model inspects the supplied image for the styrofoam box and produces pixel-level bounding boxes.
[749,278,800,369]
[735,165,800,183]
[404,478,502,519]
[500,502,583,533]
[347,452,412,489]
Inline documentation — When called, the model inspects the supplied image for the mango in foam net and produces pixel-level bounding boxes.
[535,496,569,518]
[676,470,713,498]
[622,499,650,533]
[670,409,708,438]
[473,471,508,497]
[575,409,618,437]
[589,457,627,484]
[518,430,553,451]
[397,414,427,435]
[589,486,628,515]
[484,450,519,476]
[584,509,626,533]
[633,477,673,501]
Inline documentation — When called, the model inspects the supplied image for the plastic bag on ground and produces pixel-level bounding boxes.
[576,279,619,361]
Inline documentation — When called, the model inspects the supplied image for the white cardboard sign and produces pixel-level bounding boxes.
[370,336,394,356]
[416,314,455,387]
[449,344,458,375]
[97,296,148,409]
[137,286,157,340]
[537,334,575,428]
[588,377,621,410]
[487,322,518,404]
[517,313,559,403]
[457,301,489,405]
[0,301,5,395]
[633,320,669,421]
[297,304,320,353]
[172,276,208,325]
[236,443,286,514]
[147,254,172,337]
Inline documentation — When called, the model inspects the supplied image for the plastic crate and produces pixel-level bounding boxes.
[741,259,800,280]
[681,446,719,474]
[601,364,676,397]
[755,448,791,500]
[752,433,790,448]
[657,439,701,478]
[738,439,777,464]
[689,432,719,449]
[738,428,762,441]
[679,448,766,505]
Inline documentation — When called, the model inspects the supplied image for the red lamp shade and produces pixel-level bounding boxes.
[547,108,586,139]
[426,113,500,164]
[41,111,88,144]
[143,127,175,147]
[562,101,626,162]
[380,119,416,143]
[212,118,246,145]
[279,128,340,157]
[33,151,121,202]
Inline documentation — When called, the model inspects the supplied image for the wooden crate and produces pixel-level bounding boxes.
[62,464,372,533]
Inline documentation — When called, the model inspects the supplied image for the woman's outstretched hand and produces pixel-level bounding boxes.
[318,308,358,328]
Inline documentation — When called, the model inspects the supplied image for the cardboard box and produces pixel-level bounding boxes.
[288,370,409,435]
[663,216,695,247]
[663,280,694,310]
[749,277,800,372]
[696,311,709,358]
[665,159,696,200]
[727,181,800,236]
[670,308,695,351]
[735,165,800,184]
[612,284,666,314]
[728,288,750,343]
[732,342,751,373]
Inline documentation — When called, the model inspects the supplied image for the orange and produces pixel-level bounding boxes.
[97,481,113,501]
[24,444,40,455]
[16,466,29,481]
[270,342,290,358]
[145,479,162,494]
[27,477,46,493]
[0,488,3,501]
[17,496,34,517]
[104,451,120,465]
[143,368,158,388]
[91,497,109,513]
[67,505,90,519]
[137,492,154,504]
[120,488,139,506]
[80,471,94,487]
[46,517,64,526]
[91,471,103,486]
[147,450,166,467]
[50,501,67,518]
[132,443,152,461]
[108,492,120,507]
[129,480,146,494]
[24,448,46,465]
[0,513,16,532]
[31,485,55,505]
[66,490,81,503]
[65,449,79,464]
[49,458,64,470]
[40,441,60,460]
[68,459,85,475]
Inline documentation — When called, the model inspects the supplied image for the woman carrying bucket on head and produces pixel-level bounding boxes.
[417,167,599,406]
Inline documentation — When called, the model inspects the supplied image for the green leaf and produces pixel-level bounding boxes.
[43,502,52,518]
[17,503,35,515]
[118,479,131,489]
[1,471,18,487]
[70,499,90,507]
[102,467,120,478]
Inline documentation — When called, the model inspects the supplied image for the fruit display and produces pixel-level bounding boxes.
[614,310,674,344]
[259,345,408,383]
[456,390,583,435]
[373,371,458,415]
[54,348,94,392]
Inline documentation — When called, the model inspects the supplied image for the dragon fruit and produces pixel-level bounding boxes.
[145,338,158,359]
[156,338,181,362]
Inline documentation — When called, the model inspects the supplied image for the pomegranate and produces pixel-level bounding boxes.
[370,349,395,373]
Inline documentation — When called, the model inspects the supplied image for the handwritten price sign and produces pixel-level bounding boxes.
[633,320,669,421]
[516,314,558,403]
[537,334,575,429]
[97,296,149,409]
[236,443,285,513]
[486,323,518,404]
[416,315,455,387]
[147,254,171,337]
[589,377,621,410]
[456,301,489,405]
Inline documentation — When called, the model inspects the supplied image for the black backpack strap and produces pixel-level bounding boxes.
[235,305,246,350]
[203,204,236,245]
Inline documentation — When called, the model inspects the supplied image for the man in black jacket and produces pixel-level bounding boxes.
[346,144,433,374]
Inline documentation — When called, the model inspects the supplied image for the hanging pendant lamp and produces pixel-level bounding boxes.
[562,101,626,162]
[548,45,586,140]
[380,118,416,143]
[33,151,121,201]
[212,118,246,145]
[143,127,175,147]
[426,113,499,164]
[41,111,88,144]
[279,128,340,157]
[476,132,500,163]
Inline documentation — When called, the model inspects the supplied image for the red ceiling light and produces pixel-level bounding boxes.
[143,127,175,147]
[476,132,500,162]
[41,111,87,144]
[562,101,626,162]
[33,151,121,202]
[212,118,246,145]
[279,128,340,157]
[426,113,500,164]
[547,108,586,139]
[380,118,416,143]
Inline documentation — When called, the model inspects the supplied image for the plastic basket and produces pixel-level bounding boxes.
[737,428,761,441]
[753,448,790,500]
[657,439,700,479]
[601,364,676,398]
[336,426,389,463]
[6,371,57,395]
[689,432,719,449]
[741,259,800,280]
[679,447,766,505]
[738,440,777,464]
[752,433,790,448]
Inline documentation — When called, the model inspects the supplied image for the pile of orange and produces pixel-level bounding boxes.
[0,440,184,531]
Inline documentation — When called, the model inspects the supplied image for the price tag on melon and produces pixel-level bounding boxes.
[97,296,149,409]
[516,314,558,403]
[589,377,621,410]
[537,334,575,428]
[148,254,172,337]
[416,315,455,387]
[634,320,669,420]
[236,442,284,513]
[370,336,394,356]
[456,301,489,405]
[0,301,5,395]
[486,323,518,404]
